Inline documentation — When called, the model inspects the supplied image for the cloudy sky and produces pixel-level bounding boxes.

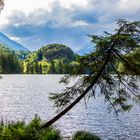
[0,0,140,51]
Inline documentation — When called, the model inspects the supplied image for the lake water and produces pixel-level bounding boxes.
[0,75,140,140]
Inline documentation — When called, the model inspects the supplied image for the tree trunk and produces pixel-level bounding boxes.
[41,43,115,129]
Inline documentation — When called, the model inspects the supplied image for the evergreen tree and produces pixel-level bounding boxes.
[35,61,39,74]
[48,60,56,74]
[41,20,140,128]
[39,64,42,74]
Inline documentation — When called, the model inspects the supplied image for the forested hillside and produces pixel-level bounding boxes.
[37,44,75,61]
[0,43,140,75]
[24,44,79,74]
[0,44,22,73]
[0,43,80,74]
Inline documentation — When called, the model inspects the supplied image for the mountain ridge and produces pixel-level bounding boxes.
[76,45,94,55]
[0,32,28,51]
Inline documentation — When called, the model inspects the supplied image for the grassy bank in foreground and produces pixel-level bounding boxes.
[0,115,101,140]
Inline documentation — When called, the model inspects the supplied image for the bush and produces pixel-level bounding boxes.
[0,115,62,140]
[0,115,101,140]
[72,131,101,140]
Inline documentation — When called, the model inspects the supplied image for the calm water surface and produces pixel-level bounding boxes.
[0,75,140,140]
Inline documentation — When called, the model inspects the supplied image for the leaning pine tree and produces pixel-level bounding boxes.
[42,20,140,128]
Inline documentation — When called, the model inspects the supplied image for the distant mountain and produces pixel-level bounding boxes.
[0,32,28,51]
[76,45,95,55]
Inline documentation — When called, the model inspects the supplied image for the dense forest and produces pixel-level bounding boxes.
[0,43,80,74]
[0,45,22,73]
[0,43,140,75]
[23,44,80,74]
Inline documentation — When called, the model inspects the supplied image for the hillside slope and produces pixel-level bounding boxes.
[0,33,28,51]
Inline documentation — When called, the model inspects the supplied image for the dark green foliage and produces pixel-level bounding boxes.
[0,45,22,74]
[47,59,80,74]
[39,64,42,74]
[16,50,31,60]
[118,48,140,75]
[48,60,56,74]
[26,62,32,74]
[35,61,40,74]
[0,42,87,74]
[43,20,140,128]
[55,60,64,74]
[50,20,140,112]
[63,61,79,74]
[23,44,78,74]
[0,44,80,74]
[25,60,42,74]
[37,44,75,61]
[72,131,101,140]
[0,115,62,140]
[37,50,43,61]
[0,115,101,140]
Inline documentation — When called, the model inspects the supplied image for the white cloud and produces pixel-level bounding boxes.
[97,0,140,22]
[0,0,140,51]
[9,36,21,41]
[0,0,52,26]
[4,0,52,13]
[59,0,88,9]
[0,0,90,28]
[72,21,89,27]
[0,0,140,28]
